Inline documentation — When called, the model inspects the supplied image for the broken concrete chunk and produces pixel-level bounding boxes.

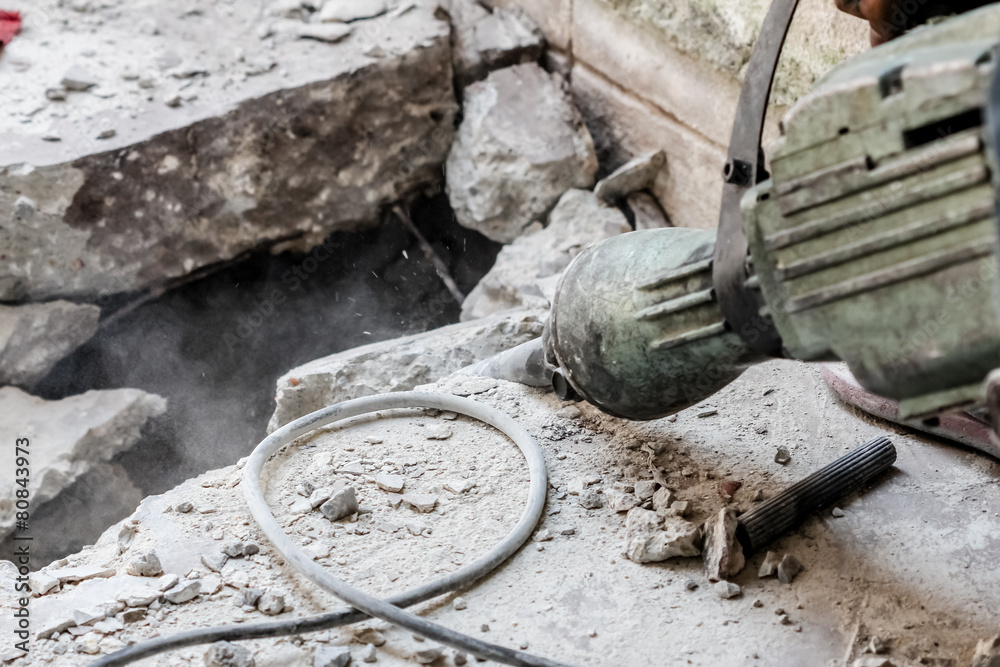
[713,581,741,599]
[425,425,453,440]
[415,645,444,664]
[852,658,898,667]
[313,644,351,667]
[702,508,745,582]
[867,636,889,655]
[318,0,387,23]
[777,554,803,584]
[72,607,105,626]
[223,542,247,559]
[205,641,256,667]
[775,446,792,465]
[651,487,674,513]
[158,573,180,591]
[28,570,60,596]
[973,634,1000,667]
[578,488,603,510]
[605,490,639,513]
[594,150,667,204]
[201,553,228,573]
[269,311,543,431]
[634,480,657,503]
[758,551,782,578]
[460,189,629,320]
[446,64,597,244]
[0,301,101,387]
[626,191,671,230]
[402,493,438,513]
[376,474,405,493]
[567,477,588,496]
[121,608,146,624]
[670,500,690,518]
[354,627,387,646]
[164,580,201,604]
[444,479,475,494]
[257,591,286,615]
[61,65,98,91]
[320,487,359,521]
[624,508,702,563]
[453,5,545,87]
[555,405,582,419]
[0,387,166,540]
[234,588,264,608]
[125,551,163,577]
[310,487,335,508]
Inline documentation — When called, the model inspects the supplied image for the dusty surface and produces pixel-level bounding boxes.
[7,358,1000,666]
[0,0,457,301]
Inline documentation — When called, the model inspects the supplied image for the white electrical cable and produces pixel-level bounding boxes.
[241,391,573,667]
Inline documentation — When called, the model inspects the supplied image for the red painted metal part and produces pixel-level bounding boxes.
[820,362,1000,460]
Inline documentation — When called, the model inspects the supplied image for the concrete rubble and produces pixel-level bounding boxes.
[702,508,745,582]
[446,63,598,244]
[0,386,166,540]
[0,1,457,302]
[449,0,546,88]
[0,301,100,388]
[460,189,631,321]
[593,149,666,204]
[623,507,702,563]
[268,308,544,431]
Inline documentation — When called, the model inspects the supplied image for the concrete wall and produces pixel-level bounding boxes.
[485,0,868,229]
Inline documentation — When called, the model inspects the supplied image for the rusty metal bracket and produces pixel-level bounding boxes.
[712,0,800,356]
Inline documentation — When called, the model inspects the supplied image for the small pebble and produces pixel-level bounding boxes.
[832,507,845,518]
[684,580,699,591]
[453,597,468,611]
[774,447,791,465]
[777,554,803,585]
[361,643,378,663]
[713,581,741,599]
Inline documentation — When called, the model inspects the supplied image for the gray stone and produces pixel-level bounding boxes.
[425,425,452,440]
[651,487,674,514]
[605,490,638,513]
[234,588,264,608]
[205,641,256,667]
[0,301,101,388]
[28,570,60,596]
[775,446,792,465]
[14,196,35,218]
[555,405,582,419]
[0,5,455,302]
[777,554,803,584]
[318,0,388,23]
[121,608,146,623]
[460,189,629,320]
[453,597,468,610]
[0,386,164,539]
[634,480,657,503]
[125,551,163,577]
[201,553,228,573]
[415,646,444,664]
[670,500,690,518]
[402,493,438,513]
[973,634,1000,667]
[626,192,671,230]
[702,508,745,582]
[156,574,181,591]
[61,65,98,91]
[222,542,246,558]
[164,580,201,604]
[758,551,782,578]
[354,628,387,646]
[452,4,545,87]
[361,643,377,662]
[313,646,351,667]
[269,310,544,431]
[176,501,194,513]
[320,487,359,521]
[375,474,405,493]
[43,565,116,584]
[310,486,335,509]
[713,581,741,599]
[446,63,597,244]
[578,489,603,510]
[623,507,702,563]
[594,150,666,203]
[257,591,286,615]
[832,507,845,518]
